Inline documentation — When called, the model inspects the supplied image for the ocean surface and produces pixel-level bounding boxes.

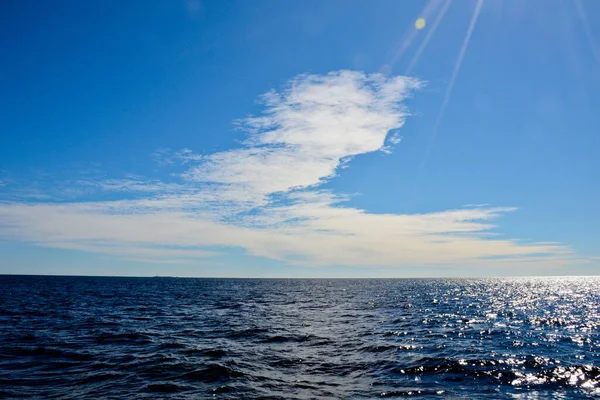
[0,276,599,399]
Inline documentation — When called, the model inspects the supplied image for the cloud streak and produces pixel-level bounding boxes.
[0,71,582,269]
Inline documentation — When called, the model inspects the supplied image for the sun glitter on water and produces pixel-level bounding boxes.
[415,18,426,30]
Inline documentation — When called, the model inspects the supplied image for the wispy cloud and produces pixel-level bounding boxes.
[79,177,186,194]
[152,148,203,166]
[0,71,583,269]
[183,71,420,201]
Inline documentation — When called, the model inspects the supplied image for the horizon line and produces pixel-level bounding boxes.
[1,273,598,279]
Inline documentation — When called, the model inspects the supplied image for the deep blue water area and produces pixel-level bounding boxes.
[1,276,599,399]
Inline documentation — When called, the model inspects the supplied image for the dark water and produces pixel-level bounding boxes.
[1,276,599,399]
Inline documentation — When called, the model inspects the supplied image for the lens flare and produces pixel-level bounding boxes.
[415,18,426,29]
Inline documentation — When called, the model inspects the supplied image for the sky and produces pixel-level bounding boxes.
[0,0,599,277]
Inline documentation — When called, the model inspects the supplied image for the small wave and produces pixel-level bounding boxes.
[14,333,37,341]
[269,358,303,368]
[6,347,94,361]
[75,372,124,385]
[176,364,243,383]
[358,344,398,353]
[181,348,227,358]
[0,390,28,399]
[95,331,152,345]
[158,342,186,350]
[211,385,230,393]
[227,327,270,339]
[508,365,600,390]
[261,334,317,344]
[213,301,243,310]
[146,382,190,393]
[389,356,600,391]
[380,389,446,397]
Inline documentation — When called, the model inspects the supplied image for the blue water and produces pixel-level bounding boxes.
[1,276,599,399]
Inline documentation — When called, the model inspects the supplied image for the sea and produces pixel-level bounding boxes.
[0,275,599,399]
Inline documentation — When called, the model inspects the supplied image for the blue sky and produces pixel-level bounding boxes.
[1,0,598,277]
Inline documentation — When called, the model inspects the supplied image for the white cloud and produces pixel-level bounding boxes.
[0,71,584,269]
[151,148,175,166]
[81,178,187,194]
[152,148,203,166]
[183,71,420,203]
